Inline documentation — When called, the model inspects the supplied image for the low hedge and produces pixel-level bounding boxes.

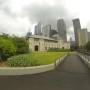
[7,52,67,67]
[47,48,71,52]
[7,54,40,67]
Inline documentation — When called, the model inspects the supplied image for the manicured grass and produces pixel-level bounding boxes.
[32,52,67,65]
[7,52,67,67]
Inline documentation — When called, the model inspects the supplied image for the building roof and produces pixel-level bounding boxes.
[28,35,59,41]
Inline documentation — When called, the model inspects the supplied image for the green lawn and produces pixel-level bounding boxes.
[31,52,67,64]
[7,52,67,67]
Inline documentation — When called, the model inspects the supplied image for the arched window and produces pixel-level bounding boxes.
[34,45,39,51]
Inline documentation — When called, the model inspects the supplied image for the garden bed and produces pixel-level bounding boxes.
[0,61,8,67]
[7,52,67,67]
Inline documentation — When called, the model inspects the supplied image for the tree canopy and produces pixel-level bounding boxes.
[0,33,29,61]
[0,37,16,60]
[85,41,90,51]
[11,37,29,54]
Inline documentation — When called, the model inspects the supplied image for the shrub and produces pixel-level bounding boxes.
[47,48,71,52]
[7,54,40,67]
[85,41,90,51]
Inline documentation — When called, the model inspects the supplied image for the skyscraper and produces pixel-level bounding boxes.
[34,25,38,35]
[73,18,81,47]
[37,22,42,35]
[78,28,88,47]
[34,22,42,35]
[42,25,51,37]
[57,19,67,41]
[88,32,90,41]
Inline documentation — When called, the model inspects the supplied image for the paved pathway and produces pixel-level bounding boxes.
[0,54,90,90]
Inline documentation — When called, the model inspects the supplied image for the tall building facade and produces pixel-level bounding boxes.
[34,22,42,35]
[78,28,88,47]
[88,32,90,41]
[34,25,38,35]
[73,18,81,47]
[57,19,67,41]
[42,25,51,37]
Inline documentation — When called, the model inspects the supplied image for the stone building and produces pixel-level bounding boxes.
[27,35,70,51]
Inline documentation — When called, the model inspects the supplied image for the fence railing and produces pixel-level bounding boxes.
[78,53,90,68]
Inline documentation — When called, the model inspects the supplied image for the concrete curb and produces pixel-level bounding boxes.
[0,55,67,76]
[78,53,90,68]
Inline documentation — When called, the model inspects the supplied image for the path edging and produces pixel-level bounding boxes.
[78,53,90,68]
[0,55,67,76]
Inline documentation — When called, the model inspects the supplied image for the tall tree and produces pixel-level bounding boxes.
[0,37,16,61]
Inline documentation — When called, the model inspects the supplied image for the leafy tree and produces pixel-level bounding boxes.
[12,37,29,54]
[0,33,29,59]
[0,37,16,61]
[85,41,90,51]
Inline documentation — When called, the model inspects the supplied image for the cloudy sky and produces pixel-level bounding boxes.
[0,0,90,40]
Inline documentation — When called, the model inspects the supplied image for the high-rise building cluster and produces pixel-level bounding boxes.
[33,18,90,48]
[34,19,67,42]
[73,18,89,47]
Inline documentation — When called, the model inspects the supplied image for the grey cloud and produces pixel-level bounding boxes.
[0,0,6,5]
[0,0,16,18]
[25,4,73,28]
[0,0,74,39]
[23,3,75,41]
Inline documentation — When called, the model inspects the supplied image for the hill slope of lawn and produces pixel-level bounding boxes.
[7,52,67,67]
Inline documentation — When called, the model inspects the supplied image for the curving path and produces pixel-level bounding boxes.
[0,54,90,90]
